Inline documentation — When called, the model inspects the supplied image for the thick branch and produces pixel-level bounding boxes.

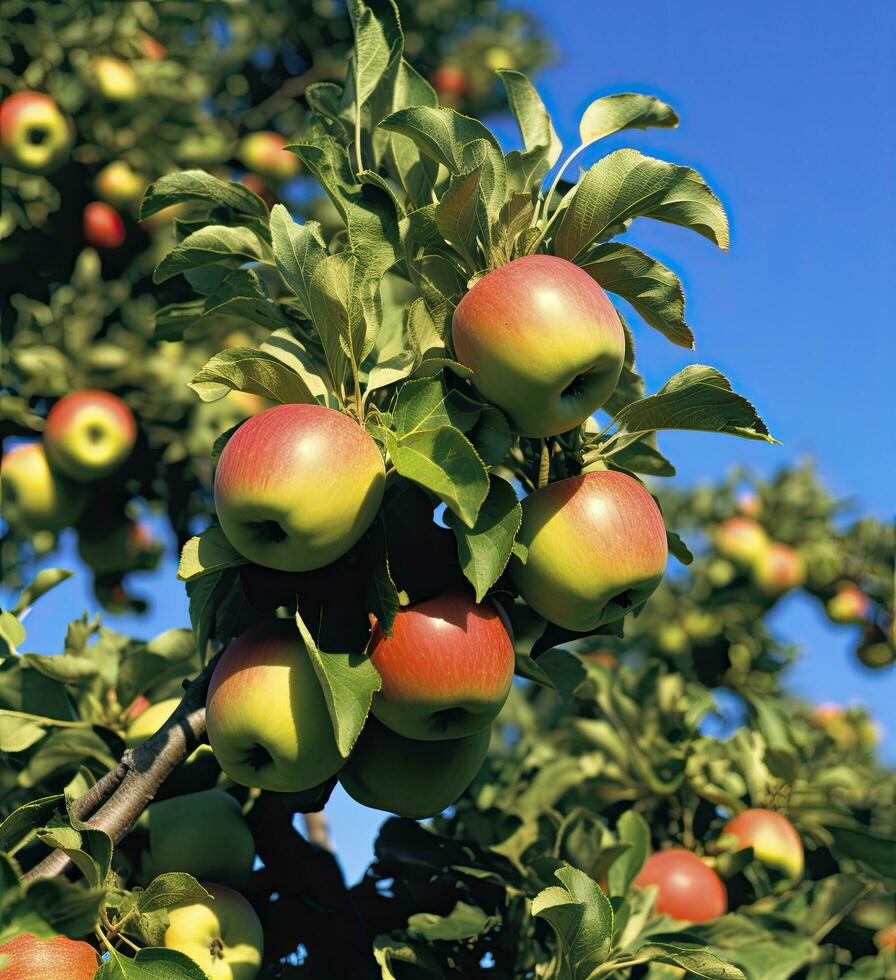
[23,655,220,884]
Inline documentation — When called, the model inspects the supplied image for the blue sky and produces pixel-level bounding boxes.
[3,0,893,885]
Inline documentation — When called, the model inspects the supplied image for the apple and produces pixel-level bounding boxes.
[714,516,768,566]
[139,34,166,60]
[0,442,85,532]
[810,702,843,728]
[722,808,804,879]
[214,403,385,573]
[656,623,689,656]
[634,849,727,923]
[451,255,625,438]
[78,521,159,575]
[339,716,490,818]
[82,201,126,249]
[368,592,515,740]
[827,583,870,624]
[206,620,343,792]
[0,91,72,173]
[430,64,468,107]
[238,132,299,182]
[857,641,895,669]
[751,542,805,595]
[165,882,263,980]
[511,470,668,632]
[95,160,145,206]
[44,390,136,482]
[0,932,99,979]
[735,491,761,517]
[145,789,255,889]
[875,923,896,952]
[239,173,276,209]
[93,56,139,101]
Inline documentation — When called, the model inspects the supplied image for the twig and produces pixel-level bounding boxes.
[303,811,334,852]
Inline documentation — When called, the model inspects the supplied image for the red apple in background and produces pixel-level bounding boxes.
[634,849,727,923]
[239,172,276,209]
[139,34,166,60]
[0,91,72,173]
[430,64,468,108]
[238,131,299,182]
[722,808,804,879]
[214,403,385,573]
[511,470,668,633]
[1,442,85,532]
[827,582,870,624]
[83,201,126,248]
[0,932,99,979]
[44,390,136,481]
[751,542,805,595]
[714,516,768,565]
[93,56,139,100]
[452,255,625,438]
[339,716,490,818]
[369,592,515,740]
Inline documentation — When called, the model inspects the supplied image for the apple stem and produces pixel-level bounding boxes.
[538,440,550,489]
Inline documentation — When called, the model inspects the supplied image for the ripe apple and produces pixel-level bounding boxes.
[145,789,255,889]
[165,882,263,980]
[238,132,299,182]
[714,516,768,566]
[0,932,99,979]
[751,542,805,595]
[44,390,136,481]
[511,470,668,632]
[875,923,896,952]
[206,620,343,792]
[430,64,468,107]
[722,808,804,879]
[214,403,385,573]
[0,442,85,532]
[0,91,72,173]
[634,849,727,922]
[451,255,625,438]
[339,716,490,818]
[139,34,166,60]
[239,172,276,209]
[368,592,515,740]
[827,583,870,624]
[82,201,126,249]
[93,56,139,100]
[95,159,145,206]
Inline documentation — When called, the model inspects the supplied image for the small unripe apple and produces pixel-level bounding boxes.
[656,623,689,655]
[714,516,768,566]
[44,390,137,481]
[826,583,870,624]
[206,620,343,792]
[214,403,385,573]
[165,882,263,980]
[1,442,85,532]
[339,715,490,818]
[238,132,299,182]
[706,558,736,588]
[722,808,803,879]
[95,159,145,206]
[751,543,805,595]
[857,641,895,669]
[0,91,72,173]
[452,255,625,438]
[368,592,515,740]
[634,849,727,922]
[82,201,126,249]
[0,932,99,979]
[93,56,139,100]
[511,470,668,632]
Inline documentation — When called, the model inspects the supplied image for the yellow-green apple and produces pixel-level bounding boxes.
[751,542,805,595]
[44,390,136,482]
[145,789,255,889]
[857,640,894,669]
[706,558,736,587]
[206,620,343,791]
[0,932,99,979]
[0,442,85,532]
[214,403,385,572]
[95,159,145,206]
[238,132,299,182]
[511,470,668,632]
[339,716,490,818]
[0,91,72,173]
[165,882,263,980]
[368,592,515,740]
[714,516,768,566]
[656,623,689,655]
[827,582,870,623]
[82,201,126,249]
[634,849,727,922]
[722,808,804,879]
[451,255,625,438]
[93,56,139,100]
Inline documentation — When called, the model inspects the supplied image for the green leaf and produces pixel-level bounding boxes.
[0,795,64,852]
[579,92,679,146]
[269,207,328,317]
[95,946,210,980]
[444,476,521,601]
[373,936,443,979]
[581,243,693,349]
[138,873,212,914]
[308,252,368,385]
[12,569,73,615]
[294,611,381,758]
[189,346,318,405]
[23,876,105,939]
[613,366,775,442]
[607,810,649,895]
[667,529,694,565]
[435,162,486,268]
[200,268,290,330]
[828,826,896,877]
[364,519,399,636]
[185,568,235,657]
[153,226,266,285]
[630,939,746,979]
[498,69,562,191]
[177,525,247,581]
[260,328,332,403]
[0,611,26,657]
[140,169,268,221]
[407,901,496,942]
[392,377,480,437]
[555,149,729,263]
[21,653,98,685]
[0,712,46,752]
[346,0,400,110]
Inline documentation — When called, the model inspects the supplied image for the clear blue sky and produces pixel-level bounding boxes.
[4,0,893,884]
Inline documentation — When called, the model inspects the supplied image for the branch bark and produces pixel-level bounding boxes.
[23,655,220,884]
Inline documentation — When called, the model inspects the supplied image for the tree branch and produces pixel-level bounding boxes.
[303,811,334,852]
[23,655,221,884]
